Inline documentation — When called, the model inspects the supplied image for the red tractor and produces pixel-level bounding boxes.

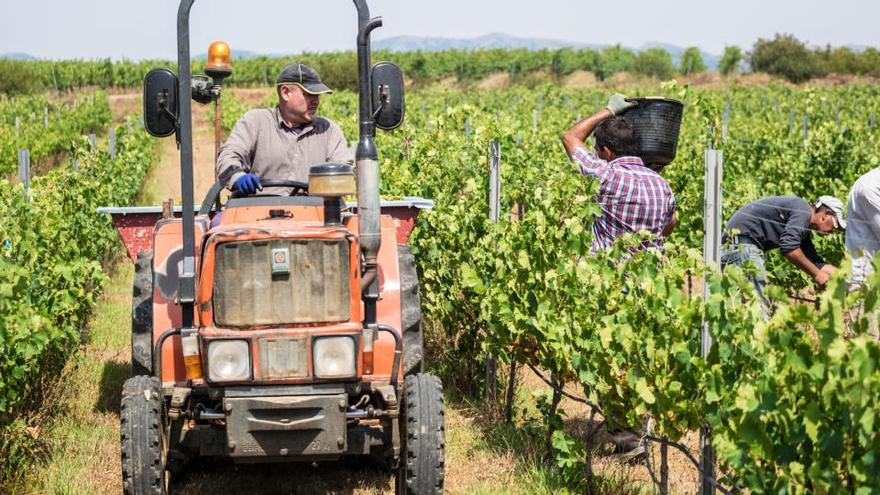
[102,1,444,493]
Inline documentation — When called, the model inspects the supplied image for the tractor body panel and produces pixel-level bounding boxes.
[131,203,408,387]
[152,217,208,384]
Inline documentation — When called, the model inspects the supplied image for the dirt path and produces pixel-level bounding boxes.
[138,87,274,205]
[140,101,220,205]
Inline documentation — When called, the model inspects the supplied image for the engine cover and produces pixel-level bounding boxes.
[213,238,350,326]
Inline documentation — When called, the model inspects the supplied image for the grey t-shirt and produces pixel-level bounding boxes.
[724,195,826,267]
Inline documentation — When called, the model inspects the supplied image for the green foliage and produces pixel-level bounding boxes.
[0,119,155,415]
[0,46,635,91]
[596,45,636,81]
[209,90,251,132]
[4,42,880,95]
[718,46,743,76]
[679,47,707,75]
[633,48,676,80]
[0,59,42,95]
[0,92,111,175]
[7,81,880,493]
[551,48,601,79]
[812,45,880,77]
[298,83,879,492]
[750,34,820,83]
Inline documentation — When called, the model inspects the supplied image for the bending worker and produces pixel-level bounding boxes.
[721,195,845,301]
[561,93,676,253]
[216,63,354,196]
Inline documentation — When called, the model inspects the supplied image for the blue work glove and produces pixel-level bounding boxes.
[233,173,261,195]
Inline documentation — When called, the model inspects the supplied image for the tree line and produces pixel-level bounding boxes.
[1,33,877,94]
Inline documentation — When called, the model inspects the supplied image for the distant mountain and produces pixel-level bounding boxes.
[374,32,606,52]
[1,53,37,60]
[373,33,721,70]
[193,49,270,61]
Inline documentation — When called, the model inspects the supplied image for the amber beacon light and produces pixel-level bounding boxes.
[205,40,232,79]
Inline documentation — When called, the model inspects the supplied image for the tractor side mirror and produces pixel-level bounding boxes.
[371,62,405,131]
[143,68,179,138]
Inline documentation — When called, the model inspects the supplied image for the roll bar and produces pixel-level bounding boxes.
[176,0,196,327]
[172,0,384,331]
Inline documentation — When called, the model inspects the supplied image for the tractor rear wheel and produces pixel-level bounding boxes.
[131,250,153,376]
[120,375,168,495]
[398,244,423,376]
[397,373,445,495]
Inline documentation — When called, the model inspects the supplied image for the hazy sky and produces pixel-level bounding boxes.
[1,0,877,60]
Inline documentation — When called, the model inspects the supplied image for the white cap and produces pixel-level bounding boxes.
[816,195,846,230]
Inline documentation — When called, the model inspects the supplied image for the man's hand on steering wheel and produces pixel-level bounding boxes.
[233,173,262,195]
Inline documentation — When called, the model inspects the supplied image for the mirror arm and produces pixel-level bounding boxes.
[371,101,385,119]
[371,84,390,119]
[160,106,180,128]
[156,90,181,140]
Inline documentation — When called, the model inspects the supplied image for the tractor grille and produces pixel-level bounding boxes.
[213,239,350,326]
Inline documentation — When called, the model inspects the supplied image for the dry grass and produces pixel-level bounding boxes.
[519,366,702,494]
[108,93,142,123]
[14,254,133,495]
[476,72,512,91]
[229,87,273,107]
[563,70,598,89]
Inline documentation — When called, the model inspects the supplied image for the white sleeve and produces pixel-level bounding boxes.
[864,187,880,241]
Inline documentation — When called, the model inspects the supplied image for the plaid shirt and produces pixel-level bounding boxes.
[571,147,676,252]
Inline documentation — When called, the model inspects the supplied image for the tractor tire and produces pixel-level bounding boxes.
[120,375,168,495]
[398,244,423,376]
[131,250,153,376]
[398,373,445,495]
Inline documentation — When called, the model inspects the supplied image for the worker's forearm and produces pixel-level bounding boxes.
[662,215,677,237]
[783,248,820,277]
[561,108,613,156]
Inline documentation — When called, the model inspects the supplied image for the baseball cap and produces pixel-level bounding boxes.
[816,195,846,230]
[276,63,332,95]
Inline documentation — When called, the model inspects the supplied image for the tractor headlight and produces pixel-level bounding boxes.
[207,340,251,382]
[313,336,356,378]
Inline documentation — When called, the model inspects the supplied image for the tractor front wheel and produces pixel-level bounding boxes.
[397,373,445,495]
[121,375,168,495]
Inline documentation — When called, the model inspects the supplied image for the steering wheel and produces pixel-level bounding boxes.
[231,179,309,198]
[198,179,310,216]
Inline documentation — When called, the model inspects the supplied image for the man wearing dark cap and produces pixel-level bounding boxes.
[217,63,354,195]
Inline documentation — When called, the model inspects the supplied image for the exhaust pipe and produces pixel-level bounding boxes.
[354,0,382,330]
[356,153,380,291]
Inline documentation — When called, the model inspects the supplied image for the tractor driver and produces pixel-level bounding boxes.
[216,63,354,196]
